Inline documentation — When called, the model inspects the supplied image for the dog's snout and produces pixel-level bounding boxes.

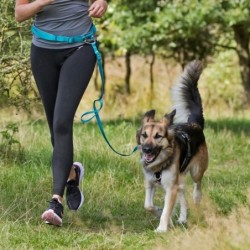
[142,145,153,154]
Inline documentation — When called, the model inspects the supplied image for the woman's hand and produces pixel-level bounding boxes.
[15,0,54,22]
[89,0,108,18]
[35,0,54,8]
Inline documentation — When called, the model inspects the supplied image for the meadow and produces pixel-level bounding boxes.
[1,55,250,249]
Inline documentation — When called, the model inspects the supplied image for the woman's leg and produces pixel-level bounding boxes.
[31,44,96,197]
[30,44,61,146]
[52,44,96,197]
[31,44,96,225]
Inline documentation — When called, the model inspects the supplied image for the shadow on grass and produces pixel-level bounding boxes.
[77,201,159,233]
[206,118,250,135]
[76,116,250,136]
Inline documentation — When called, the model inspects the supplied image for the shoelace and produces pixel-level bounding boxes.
[49,199,62,209]
[67,180,78,189]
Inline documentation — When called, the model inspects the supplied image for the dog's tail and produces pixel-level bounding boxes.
[171,60,204,129]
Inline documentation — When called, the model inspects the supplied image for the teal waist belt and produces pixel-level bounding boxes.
[31,24,97,44]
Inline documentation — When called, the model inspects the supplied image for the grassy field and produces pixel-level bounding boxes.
[0,115,250,249]
[1,53,250,249]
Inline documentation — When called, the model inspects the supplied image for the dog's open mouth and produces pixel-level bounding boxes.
[143,148,161,164]
[144,153,156,163]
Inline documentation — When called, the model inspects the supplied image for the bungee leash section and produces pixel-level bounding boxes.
[31,24,138,156]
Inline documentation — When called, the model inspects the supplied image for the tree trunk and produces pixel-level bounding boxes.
[125,50,131,95]
[233,23,250,104]
[150,52,155,91]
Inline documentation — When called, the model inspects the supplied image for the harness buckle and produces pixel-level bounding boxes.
[155,171,162,183]
[68,37,74,43]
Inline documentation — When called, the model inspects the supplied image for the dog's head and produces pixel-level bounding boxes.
[136,109,176,171]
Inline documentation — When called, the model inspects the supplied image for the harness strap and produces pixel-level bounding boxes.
[31,24,138,157]
[177,131,192,172]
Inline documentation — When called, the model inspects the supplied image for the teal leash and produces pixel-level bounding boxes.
[81,38,138,156]
[32,24,138,156]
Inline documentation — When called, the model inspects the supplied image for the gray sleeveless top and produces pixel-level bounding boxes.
[32,0,92,49]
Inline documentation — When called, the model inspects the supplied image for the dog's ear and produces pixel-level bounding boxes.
[136,127,141,145]
[166,127,175,140]
[164,109,176,126]
[143,109,155,123]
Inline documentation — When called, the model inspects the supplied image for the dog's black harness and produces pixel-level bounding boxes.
[177,131,192,172]
[154,131,192,183]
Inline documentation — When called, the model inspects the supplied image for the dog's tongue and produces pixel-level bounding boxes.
[145,154,154,162]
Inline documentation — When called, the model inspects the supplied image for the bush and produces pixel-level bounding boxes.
[0,122,24,161]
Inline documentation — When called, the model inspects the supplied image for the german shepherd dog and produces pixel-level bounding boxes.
[136,60,208,232]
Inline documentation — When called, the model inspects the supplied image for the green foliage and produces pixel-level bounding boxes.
[1,0,250,110]
[202,50,244,111]
[0,122,24,161]
[104,0,226,64]
[0,0,38,111]
[154,1,220,64]
[219,0,250,26]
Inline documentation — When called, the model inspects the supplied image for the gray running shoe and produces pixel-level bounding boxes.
[41,198,63,226]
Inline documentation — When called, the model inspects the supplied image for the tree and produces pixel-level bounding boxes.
[0,0,38,111]
[105,1,221,92]
[104,0,160,93]
[217,0,250,104]
[121,0,250,105]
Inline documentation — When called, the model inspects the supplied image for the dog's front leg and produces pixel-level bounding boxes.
[144,180,162,217]
[143,169,163,216]
[177,184,187,224]
[144,180,155,211]
[155,184,178,233]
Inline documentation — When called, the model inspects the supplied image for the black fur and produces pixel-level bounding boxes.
[173,123,205,172]
[172,60,205,129]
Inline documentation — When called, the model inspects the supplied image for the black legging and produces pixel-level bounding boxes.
[31,43,96,196]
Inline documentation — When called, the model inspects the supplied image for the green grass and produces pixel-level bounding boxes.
[0,117,250,249]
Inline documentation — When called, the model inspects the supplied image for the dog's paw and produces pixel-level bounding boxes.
[176,218,187,224]
[154,207,163,218]
[176,214,187,225]
[193,189,202,203]
[176,219,188,228]
[146,206,163,217]
[154,226,168,233]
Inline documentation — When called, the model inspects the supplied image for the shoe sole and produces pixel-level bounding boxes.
[42,209,62,226]
[69,162,85,210]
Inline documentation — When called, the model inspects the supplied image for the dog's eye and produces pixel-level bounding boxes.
[142,132,148,138]
[155,133,162,139]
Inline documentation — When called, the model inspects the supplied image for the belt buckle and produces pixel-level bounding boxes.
[68,37,74,43]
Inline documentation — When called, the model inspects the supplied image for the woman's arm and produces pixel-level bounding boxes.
[89,0,107,18]
[15,0,54,23]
